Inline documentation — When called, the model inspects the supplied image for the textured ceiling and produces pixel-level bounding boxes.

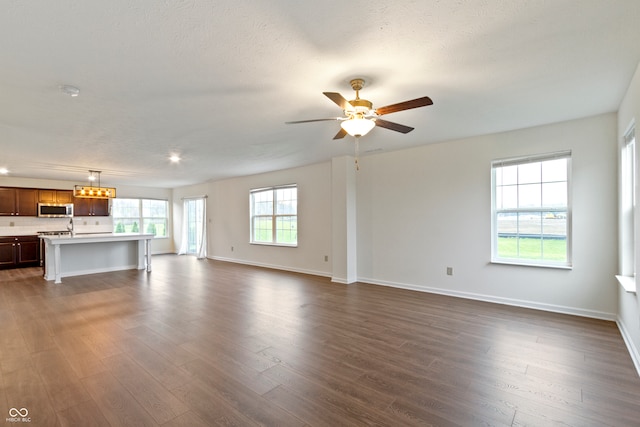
[2,0,640,188]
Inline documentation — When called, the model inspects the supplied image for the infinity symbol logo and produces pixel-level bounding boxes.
[9,407,28,417]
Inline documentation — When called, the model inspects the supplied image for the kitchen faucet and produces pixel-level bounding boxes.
[67,217,75,237]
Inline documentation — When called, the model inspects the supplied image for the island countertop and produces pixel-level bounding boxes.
[40,233,154,244]
[41,233,154,283]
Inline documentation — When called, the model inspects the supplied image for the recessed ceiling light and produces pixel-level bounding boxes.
[169,154,181,163]
[0,167,8,175]
[60,84,80,97]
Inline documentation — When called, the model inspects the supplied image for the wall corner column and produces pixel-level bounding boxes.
[331,156,358,284]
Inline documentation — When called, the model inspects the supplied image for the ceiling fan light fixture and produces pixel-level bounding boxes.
[341,117,375,137]
[286,77,432,141]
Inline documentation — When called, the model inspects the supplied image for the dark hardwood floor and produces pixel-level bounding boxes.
[1,255,639,426]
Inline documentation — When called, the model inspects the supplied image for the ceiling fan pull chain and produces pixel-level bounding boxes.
[355,136,360,171]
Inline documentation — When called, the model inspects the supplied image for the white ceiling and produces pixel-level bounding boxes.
[2,1,640,188]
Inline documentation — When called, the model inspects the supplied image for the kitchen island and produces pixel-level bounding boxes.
[40,233,153,284]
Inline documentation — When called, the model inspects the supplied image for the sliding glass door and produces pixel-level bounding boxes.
[180,197,207,258]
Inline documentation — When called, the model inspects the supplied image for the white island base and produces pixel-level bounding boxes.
[41,233,153,284]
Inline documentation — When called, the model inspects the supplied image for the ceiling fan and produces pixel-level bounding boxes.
[286,78,433,139]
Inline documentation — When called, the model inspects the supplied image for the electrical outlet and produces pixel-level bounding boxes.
[95,221,99,225]
[324,255,329,262]
[9,221,14,227]
[446,267,453,276]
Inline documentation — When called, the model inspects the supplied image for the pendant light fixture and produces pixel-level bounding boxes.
[74,170,117,199]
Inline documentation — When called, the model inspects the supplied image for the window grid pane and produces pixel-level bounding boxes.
[251,186,297,245]
[253,216,273,242]
[275,215,297,244]
[143,200,168,217]
[113,199,169,238]
[112,199,140,218]
[492,153,570,267]
[275,188,297,215]
[143,218,167,236]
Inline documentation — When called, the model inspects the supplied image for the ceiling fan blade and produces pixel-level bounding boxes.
[375,96,433,116]
[323,92,354,110]
[285,118,342,124]
[333,128,347,140]
[374,118,414,134]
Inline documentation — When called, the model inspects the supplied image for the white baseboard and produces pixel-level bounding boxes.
[209,256,331,278]
[357,276,617,321]
[617,317,640,377]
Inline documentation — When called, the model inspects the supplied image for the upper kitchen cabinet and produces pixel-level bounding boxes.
[39,189,73,204]
[0,187,38,216]
[0,188,13,215]
[73,197,110,216]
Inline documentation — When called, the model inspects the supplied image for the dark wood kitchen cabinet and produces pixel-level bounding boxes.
[0,187,38,216]
[0,236,39,269]
[73,197,110,216]
[39,189,73,203]
[0,238,15,268]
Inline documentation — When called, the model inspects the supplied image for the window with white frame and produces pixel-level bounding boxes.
[491,151,571,267]
[112,198,169,238]
[250,185,297,246]
[621,127,636,277]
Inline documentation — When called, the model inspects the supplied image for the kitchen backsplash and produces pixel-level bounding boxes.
[0,216,114,236]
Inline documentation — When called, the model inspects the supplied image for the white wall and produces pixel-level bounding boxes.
[357,113,618,319]
[0,176,174,254]
[618,61,640,371]
[173,162,333,276]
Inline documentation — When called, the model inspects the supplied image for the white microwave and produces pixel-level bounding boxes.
[37,203,74,218]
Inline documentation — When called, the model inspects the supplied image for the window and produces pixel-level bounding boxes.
[491,151,571,267]
[250,185,297,246]
[621,127,636,277]
[112,198,169,237]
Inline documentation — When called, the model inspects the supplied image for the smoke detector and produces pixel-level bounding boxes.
[60,84,80,97]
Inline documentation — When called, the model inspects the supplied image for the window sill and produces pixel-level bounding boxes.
[491,260,572,270]
[615,275,637,293]
[250,242,297,248]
